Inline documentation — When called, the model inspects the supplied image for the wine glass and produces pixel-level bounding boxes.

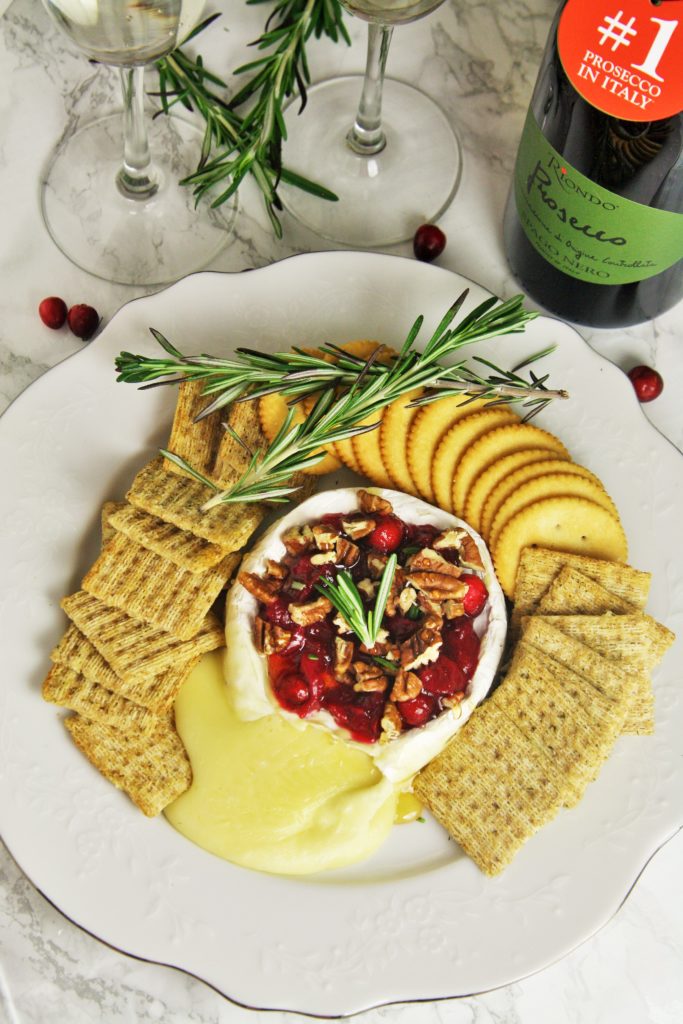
[280,0,462,246]
[40,0,233,286]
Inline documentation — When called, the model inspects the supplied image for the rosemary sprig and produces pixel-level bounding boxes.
[116,293,566,421]
[154,4,347,235]
[316,556,397,648]
[148,294,568,507]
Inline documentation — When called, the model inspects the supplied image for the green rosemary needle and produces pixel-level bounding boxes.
[316,555,397,648]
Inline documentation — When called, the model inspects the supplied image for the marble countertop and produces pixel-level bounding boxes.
[0,0,681,1021]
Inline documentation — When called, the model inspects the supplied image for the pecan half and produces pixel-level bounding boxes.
[407,571,468,602]
[341,516,376,540]
[391,669,422,702]
[358,489,393,516]
[406,548,462,577]
[352,661,388,692]
[288,595,332,626]
[238,571,281,604]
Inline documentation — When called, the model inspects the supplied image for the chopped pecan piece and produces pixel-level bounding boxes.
[352,661,388,692]
[310,550,336,565]
[341,516,376,540]
[384,568,408,616]
[312,523,339,551]
[391,669,422,702]
[281,524,314,556]
[442,692,467,709]
[397,584,417,615]
[335,637,354,679]
[458,533,484,571]
[380,702,403,742]
[238,571,281,604]
[253,617,293,654]
[335,536,360,566]
[358,489,393,516]
[333,612,353,634]
[433,529,484,571]
[367,553,389,579]
[288,595,332,626]
[399,615,443,670]
[443,599,465,619]
[357,577,377,599]
[264,559,288,580]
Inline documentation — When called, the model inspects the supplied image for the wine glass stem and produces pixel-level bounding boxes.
[117,66,160,200]
[346,22,393,156]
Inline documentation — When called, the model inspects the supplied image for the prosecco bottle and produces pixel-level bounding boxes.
[503,0,683,328]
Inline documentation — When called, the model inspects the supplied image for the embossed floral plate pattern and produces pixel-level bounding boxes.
[0,253,681,1016]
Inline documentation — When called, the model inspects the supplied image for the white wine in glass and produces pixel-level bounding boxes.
[280,0,461,246]
[40,0,233,286]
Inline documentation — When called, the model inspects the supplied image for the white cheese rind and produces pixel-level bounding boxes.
[224,487,507,783]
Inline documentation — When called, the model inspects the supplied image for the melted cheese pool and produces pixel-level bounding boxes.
[165,652,398,875]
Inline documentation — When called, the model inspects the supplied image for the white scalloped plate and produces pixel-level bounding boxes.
[0,253,681,1017]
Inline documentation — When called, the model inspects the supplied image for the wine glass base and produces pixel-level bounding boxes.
[40,113,235,287]
[280,76,462,246]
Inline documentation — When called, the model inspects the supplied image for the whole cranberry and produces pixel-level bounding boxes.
[419,656,467,696]
[398,692,437,727]
[443,618,480,677]
[274,672,310,710]
[413,224,446,263]
[67,303,100,340]
[367,515,405,554]
[38,296,68,330]
[461,573,488,617]
[627,365,663,403]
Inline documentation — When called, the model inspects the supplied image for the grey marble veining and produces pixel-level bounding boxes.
[1,0,681,1021]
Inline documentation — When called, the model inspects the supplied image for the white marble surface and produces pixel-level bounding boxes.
[0,0,681,1022]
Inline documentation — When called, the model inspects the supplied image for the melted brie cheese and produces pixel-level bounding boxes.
[225,487,507,783]
[165,652,398,875]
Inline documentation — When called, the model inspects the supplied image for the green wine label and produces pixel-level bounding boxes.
[514,110,683,285]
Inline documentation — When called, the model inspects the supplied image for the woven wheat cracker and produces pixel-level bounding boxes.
[211,397,267,487]
[164,380,223,478]
[491,642,623,805]
[61,591,223,684]
[42,663,164,734]
[64,714,192,816]
[107,503,232,572]
[127,457,264,549]
[101,500,125,547]
[537,566,636,616]
[525,613,673,670]
[414,700,565,875]
[82,532,235,640]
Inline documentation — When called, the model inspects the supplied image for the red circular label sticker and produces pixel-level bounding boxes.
[558,0,683,120]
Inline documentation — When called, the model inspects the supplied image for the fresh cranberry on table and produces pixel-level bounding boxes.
[413,224,446,263]
[367,514,405,553]
[67,303,100,340]
[419,656,467,696]
[627,365,664,403]
[461,573,488,617]
[38,296,67,330]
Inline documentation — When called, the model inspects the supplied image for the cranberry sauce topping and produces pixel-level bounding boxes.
[238,489,488,744]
